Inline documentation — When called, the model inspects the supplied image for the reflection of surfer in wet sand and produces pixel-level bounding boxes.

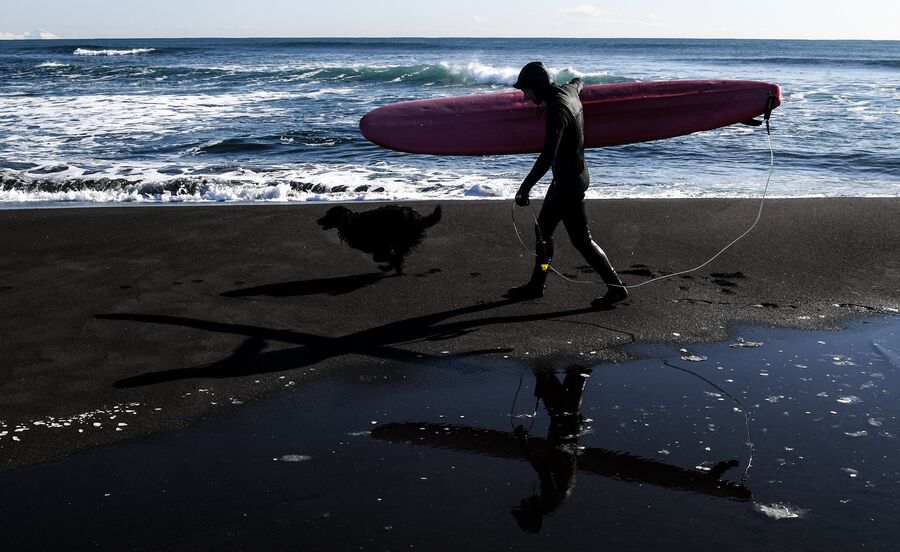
[370,368,752,532]
[511,366,751,533]
[512,367,589,533]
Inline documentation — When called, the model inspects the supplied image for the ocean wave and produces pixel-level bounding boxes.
[297,61,632,87]
[0,163,515,204]
[267,38,452,51]
[21,62,250,83]
[73,47,157,56]
[191,139,277,155]
[16,58,634,88]
[0,91,296,157]
[690,56,900,70]
[3,160,897,206]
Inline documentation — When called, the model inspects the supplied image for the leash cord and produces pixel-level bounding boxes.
[509,368,540,431]
[511,125,775,290]
[664,361,754,482]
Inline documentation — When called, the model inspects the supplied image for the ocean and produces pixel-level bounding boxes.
[0,37,897,206]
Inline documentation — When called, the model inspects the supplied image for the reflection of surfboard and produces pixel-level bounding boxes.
[371,422,751,501]
[360,80,782,155]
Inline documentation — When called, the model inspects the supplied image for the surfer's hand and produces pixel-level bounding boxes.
[515,190,530,207]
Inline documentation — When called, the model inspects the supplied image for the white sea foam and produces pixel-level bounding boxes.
[753,503,806,520]
[294,87,357,99]
[0,162,521,205]
[836,396,862,405]
[439,60,519,86]
[4,163,898,206]
[275,454,311,462]
[73,47,156,56]
[432,61,620,87]
[0,401,144,442]
[0,90,293,160]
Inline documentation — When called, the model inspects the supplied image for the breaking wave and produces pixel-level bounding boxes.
[22,59,633,88]
[307,61,631,87]
[0,164,517,205]
[73,47,157,56]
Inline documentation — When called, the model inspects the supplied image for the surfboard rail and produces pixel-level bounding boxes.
[360,80,782,156]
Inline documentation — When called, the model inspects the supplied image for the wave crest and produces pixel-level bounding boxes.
[23,57,633,88]
[308,61,631,87]
[0,164,513,204]
[73,47,157,56]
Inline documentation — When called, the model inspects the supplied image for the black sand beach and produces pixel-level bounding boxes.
[1,198,897,469]
[1,198,898,550]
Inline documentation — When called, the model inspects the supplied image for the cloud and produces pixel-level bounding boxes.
[559,5,669,31]
[560,4,612,19]
[0,29,61,40]
[472,15,489,23]
[559,4,633,26]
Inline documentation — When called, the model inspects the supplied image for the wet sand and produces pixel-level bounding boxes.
[0,198,898,473]
[2,315,898,550]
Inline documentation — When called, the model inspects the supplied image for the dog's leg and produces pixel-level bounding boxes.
[372,250,395,272]
[389,253,404,274]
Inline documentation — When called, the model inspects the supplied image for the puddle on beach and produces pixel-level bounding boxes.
[2,316,898,550]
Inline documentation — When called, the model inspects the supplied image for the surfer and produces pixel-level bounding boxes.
[506,61,628,308]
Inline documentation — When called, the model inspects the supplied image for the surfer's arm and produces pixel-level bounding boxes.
[518,111,565,195]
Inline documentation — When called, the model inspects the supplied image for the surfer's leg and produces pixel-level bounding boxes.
[561,200,628,307]
[532,192,564,281]
[505,190,563,300]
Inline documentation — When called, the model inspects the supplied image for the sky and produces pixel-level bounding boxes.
[1,0,899,40]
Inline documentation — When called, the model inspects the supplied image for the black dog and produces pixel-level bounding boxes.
[317,204,442,274]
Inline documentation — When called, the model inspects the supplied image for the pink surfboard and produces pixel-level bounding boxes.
[360,80,782,155]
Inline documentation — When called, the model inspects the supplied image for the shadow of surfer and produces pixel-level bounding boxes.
[511,367,589,533]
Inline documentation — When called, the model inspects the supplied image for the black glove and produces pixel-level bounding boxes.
[515,189,530,207]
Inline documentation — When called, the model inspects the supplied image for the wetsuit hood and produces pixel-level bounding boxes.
[514,61,553,100]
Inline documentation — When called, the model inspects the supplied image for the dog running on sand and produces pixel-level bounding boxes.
[317,204,442,274]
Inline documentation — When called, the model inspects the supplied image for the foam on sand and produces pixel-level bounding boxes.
[753,503,807,520]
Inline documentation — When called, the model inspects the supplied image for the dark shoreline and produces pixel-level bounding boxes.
[1,198,898,471]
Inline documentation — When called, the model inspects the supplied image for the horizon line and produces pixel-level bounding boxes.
[2,35,899,42]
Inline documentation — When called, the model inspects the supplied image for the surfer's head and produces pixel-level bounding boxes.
[514,61,552,104]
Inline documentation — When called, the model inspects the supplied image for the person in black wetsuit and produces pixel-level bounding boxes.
[506,61,628,308]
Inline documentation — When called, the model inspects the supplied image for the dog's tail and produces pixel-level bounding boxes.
[421,204,442,228]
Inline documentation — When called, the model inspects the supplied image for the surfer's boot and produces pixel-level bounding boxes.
[505,262,550,301]
[591,284,628,309]
[506,230,553,301]
[576,239,628,309]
